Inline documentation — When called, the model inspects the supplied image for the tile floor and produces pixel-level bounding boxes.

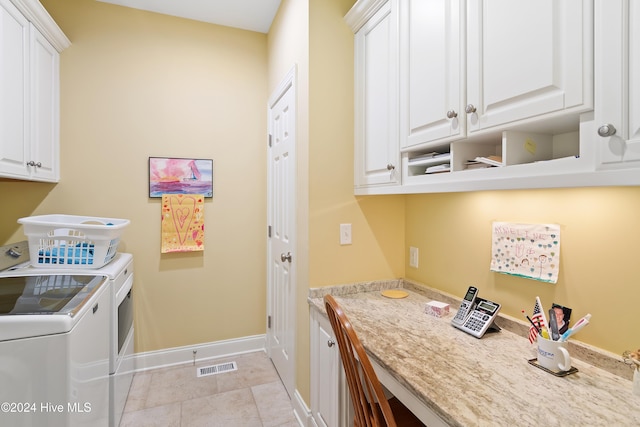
[120,351,299,427]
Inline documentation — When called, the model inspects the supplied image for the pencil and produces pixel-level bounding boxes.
[522,310,541,333]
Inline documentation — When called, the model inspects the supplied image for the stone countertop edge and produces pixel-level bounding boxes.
[308,278,634,381]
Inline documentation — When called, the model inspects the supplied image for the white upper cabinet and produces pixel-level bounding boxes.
[466,0,593,134]
[594,0,640,167]
[348,0,401,188]
[0,0,69,182]
[399,0,463,149]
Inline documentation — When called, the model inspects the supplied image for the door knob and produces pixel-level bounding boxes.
[386,164,395,171]
[280,252,292,263]
[446,110,458,119]
[465,104,477,114]
[327,339,335,347]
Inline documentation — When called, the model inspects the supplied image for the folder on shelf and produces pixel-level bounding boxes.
[473,155,503,167]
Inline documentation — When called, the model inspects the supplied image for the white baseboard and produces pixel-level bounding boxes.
[132,334,266,372]
[292,389,313,427]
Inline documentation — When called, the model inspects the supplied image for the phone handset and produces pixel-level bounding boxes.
[452,286,478,326]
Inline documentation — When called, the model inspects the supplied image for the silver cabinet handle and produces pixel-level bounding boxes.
[386,164,395,171]
[446,110,458,119]
[26,161,42,167]
[327,339,335,347]
[465,104,477,114]
[280,252,292,263]
[597,124,617,137]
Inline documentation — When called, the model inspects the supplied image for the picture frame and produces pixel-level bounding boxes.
[149,157,213,198]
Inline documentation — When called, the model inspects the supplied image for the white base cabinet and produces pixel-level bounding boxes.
[0,0,69,182]
[310,309,350,427]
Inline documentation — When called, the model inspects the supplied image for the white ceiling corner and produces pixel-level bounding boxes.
[96,0,282,33]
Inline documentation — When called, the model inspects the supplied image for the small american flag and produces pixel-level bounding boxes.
[529,298,547,343]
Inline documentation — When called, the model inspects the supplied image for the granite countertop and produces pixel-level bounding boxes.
[308,280,640,426]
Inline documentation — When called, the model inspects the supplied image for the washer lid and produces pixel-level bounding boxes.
[0,275,107,341]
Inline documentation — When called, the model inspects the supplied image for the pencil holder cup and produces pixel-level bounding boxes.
[537,336,571,372]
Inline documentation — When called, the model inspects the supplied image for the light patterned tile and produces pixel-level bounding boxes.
[119,402,181,427]
[145,363,219,408]
[181,388,262,427]
[215,352,280,393]
[124,371,152,413]
[252,381,296,427]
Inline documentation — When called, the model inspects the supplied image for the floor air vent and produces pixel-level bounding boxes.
[197,361,238,377]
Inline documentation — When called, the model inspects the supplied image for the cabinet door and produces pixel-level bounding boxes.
[594,0,640,166]
[466,0,592,133]
[30,26,59,181]
[310,311,341,427]
[354,0,400,187]
[0,0,29,179]
[400,0,463,149]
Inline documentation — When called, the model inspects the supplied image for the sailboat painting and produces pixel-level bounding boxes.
[149,157,213,198]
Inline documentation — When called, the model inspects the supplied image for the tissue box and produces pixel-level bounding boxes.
[425,301,450,318]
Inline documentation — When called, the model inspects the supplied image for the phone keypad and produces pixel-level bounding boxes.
[463,311,490,332]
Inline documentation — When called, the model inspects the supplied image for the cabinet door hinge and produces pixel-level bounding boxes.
[268,315,272,329]
[268,225,272,238]
[268,134,272,147]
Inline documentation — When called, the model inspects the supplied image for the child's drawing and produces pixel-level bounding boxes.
[490,222,560,283]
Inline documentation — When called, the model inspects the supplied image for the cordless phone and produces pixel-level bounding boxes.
[451,286,478,326]
[454,297,501,338]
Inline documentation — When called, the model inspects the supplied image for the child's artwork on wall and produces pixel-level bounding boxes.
[149,157,213,198]
[161,194,205,253]
[490,222,560,283]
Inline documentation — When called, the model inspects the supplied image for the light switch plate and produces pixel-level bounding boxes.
[409,246,419,268]
[340,223,352,245]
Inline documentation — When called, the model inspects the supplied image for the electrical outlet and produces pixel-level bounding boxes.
[340,223,352,245]
[409,246,419,268]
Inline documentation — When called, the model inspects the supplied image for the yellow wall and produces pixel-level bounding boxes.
[308,0,405,286]
[405,187,640,355]
[1,0,268,353]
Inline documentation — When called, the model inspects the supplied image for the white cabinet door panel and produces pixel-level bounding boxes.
[400,0,462,148]
[467,0,592,132]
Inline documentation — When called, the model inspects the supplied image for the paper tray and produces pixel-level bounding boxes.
[528,358,578,377]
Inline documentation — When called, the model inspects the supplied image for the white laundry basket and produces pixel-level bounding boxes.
[18,214,130,268]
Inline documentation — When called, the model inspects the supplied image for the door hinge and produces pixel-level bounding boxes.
[268,225,272,238]
[268,315,271,329]
[268,134,272,147]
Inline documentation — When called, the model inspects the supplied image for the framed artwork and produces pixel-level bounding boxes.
[149,157,213,198]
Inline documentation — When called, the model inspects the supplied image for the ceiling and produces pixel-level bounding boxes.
[97,0,282,33]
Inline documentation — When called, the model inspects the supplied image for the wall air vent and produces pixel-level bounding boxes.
[197,361,238,377]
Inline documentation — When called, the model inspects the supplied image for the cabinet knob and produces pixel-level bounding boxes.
[597,124,617,137]
[327,339,335,347]
[27,161,42,168]
[386,164,395,171]
[446,110,458,119]
[465,104,477,114]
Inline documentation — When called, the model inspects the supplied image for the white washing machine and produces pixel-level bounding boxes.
[0,273,110,426]
[0,249,134,427]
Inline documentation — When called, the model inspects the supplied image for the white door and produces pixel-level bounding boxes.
[266,67,296,399]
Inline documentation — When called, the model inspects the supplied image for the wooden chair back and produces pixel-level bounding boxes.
[324,294,397,427]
